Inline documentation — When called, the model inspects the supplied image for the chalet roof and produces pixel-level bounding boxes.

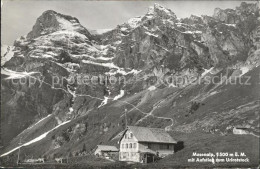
[96,145,119,152]
[121,126,177,144]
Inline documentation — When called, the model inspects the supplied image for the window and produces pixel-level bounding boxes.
[126,143,128,149]
[121,152,127,159]
[131,152,136,157]
[148,143,151,149]
[122,144,124,149]
[125,134,127,139]
[160,144,165,149]
[129,143,132,148]
[133,143,136,148]
[129,133,133,138]
[159,144,170,150]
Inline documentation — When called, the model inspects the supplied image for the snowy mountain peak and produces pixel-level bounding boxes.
[147,3,177,19]
[42,9,57,15]
[125,3,177,29]
[27,10,91,39]
[153,3,170,12]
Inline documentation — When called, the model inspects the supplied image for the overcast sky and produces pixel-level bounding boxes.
[1,1,252,45]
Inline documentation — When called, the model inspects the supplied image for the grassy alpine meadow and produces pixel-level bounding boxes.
[1,131,258,168]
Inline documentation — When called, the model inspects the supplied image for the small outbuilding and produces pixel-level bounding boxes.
[233,126,250,135]
[94,145,119,159]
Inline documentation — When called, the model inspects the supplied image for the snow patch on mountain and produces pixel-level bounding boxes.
[169,83,177,88]
[96,56,113,61]
[145,31,159,37]
[107,68,141,76]
[28,114,52,129]
[0,120,71,157]
[148,86,157,91]
[82,59,140,76]
[225,24,236,27]
[1,45,15,66]
[69,107,74,113]
[30,54,54,58]
[120,27,128,31]
[128,17,142,28]
[240,66,250,76]
[89,29,112,35]
[130,69,142,75]
[48,30,88,41]
[82,60,118,69]
[96,44,111,56]
[98,96,109,108]
[1,68,39,79]
[113,90,125,100]
[56,15,78,31]
[201,67,214,77]
[183,30,202,34]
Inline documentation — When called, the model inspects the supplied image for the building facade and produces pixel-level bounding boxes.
[119,126,177,163]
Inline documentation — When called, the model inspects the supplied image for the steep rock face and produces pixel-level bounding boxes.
[0,2,260,162]
[213,2,259,24]
[1,11,105,146]
[1,71,65,146]
[99,4,214,89]
[102,2,259,77]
